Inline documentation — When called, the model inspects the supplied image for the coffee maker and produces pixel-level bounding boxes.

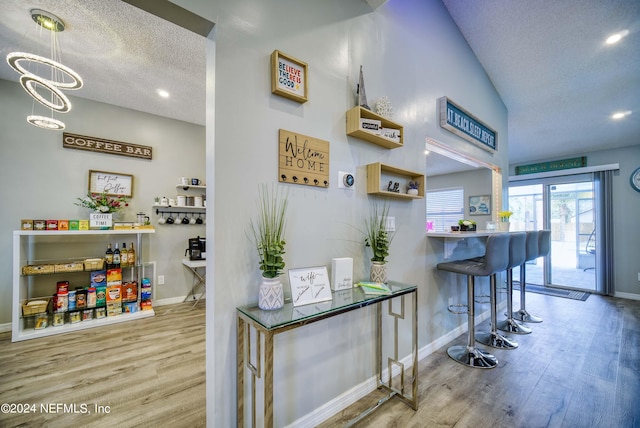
[186,236,206,260]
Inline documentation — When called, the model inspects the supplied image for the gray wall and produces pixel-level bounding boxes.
[170,0,508,426]
[0,79,206,324]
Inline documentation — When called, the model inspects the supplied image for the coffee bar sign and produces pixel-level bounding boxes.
[438,97,497,153]
[63,133,152,160]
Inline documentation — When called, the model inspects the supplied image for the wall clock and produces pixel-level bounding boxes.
[631,167,640,193]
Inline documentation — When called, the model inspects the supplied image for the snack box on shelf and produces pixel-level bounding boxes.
[91,270,107,287]
[107,268,122,286]
[122,281,138,302]
[140,300,153,311]
[106,284,122,303]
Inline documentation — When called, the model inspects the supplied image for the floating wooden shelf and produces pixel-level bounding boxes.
[346,106,404,149]
[366,162,425,199]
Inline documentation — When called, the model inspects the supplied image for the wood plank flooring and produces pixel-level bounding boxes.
[320,291,640,428]
[1,292,638,428]
[0,302,205,428]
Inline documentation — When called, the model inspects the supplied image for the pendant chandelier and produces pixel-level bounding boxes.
[6,9,83,130]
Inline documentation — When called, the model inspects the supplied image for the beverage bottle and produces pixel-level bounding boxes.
[129,242,136,267]
[113,243,121,268]
[121,242,129,268]
[105,243,114,269]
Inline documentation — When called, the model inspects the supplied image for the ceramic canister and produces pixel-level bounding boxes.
[177,195,187,206]
[194,196,203,207]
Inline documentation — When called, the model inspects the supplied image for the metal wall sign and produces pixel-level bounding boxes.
[515,157,587,175]
[438,97,497,153]
[63,133,153,160]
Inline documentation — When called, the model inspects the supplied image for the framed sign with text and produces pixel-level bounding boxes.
[288,266,332,307]
[89,170,133,197]
[271,50,308,103]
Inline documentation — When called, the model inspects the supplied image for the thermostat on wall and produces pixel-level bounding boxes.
[338,171,355,190]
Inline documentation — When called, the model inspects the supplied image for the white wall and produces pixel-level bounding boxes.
[168,0,508,425]
[0,79,206,324]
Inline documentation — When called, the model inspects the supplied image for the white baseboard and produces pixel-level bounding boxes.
[0,323,11,333]
[286,305,495,427]
[154,296,194,306]
[614,291,640,301]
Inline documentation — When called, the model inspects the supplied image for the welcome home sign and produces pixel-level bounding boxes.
[438,97,497,153]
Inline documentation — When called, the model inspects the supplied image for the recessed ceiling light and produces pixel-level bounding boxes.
[606,30,629,45]
[157,89,170,98]
[611,111,631,120]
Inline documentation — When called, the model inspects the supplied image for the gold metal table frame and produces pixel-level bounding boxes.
[236,281,418,427]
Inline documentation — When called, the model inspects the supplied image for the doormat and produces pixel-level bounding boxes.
[515,283,590,301]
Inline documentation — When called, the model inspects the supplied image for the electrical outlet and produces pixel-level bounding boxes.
[158,275,165,285]
[385,216,395,232]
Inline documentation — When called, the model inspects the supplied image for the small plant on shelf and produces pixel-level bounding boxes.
[458,219,476,231]
[75,192,128,213]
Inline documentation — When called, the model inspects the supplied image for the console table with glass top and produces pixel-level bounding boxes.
[236,280,418,427]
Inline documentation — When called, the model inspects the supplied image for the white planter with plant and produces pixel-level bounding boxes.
[497,210,512,231]
[364,202,394,283]
[250,184,288,310]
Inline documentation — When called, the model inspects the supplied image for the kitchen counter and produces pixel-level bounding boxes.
[427,229,513,259]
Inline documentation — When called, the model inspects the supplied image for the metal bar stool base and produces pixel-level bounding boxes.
[513,309,543,323]
[475,331,518,349]
[447,345,498,369]
[496,318,532,335]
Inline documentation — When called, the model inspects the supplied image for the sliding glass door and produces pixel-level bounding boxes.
[509,176,596,292]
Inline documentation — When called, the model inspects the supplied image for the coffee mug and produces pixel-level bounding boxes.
[190,217,196,225]
[182,216,190,225]
[179,177,189,185]
[157,215,166,224]
[196,216,203,225]
[166,215,175,224]
[191,178,200,186]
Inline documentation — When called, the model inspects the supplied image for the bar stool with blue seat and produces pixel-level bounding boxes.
[496,232,532,335]
[437,233,510,368]
[513,230,543,323]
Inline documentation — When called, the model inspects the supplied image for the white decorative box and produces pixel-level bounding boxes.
[331,257,353,290]
[360,118,382,134]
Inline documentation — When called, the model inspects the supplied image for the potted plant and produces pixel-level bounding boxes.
[497,210,513,231]
[458,219,476,231]
[75,192,128,213]
[363,202,395,283]
[250,184,288,310]
[407,180,420,196]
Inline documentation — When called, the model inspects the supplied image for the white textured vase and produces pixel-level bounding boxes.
[370,261,388,283]
[258,276,284,310]
[407,188,419,196]
[498,222,511,232]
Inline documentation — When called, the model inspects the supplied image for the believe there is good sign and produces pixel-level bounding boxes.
[63,133,152,160]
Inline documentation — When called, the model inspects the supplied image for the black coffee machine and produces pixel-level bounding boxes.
[186,236,206,260]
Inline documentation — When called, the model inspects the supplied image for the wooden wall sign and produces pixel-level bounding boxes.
[278,129,329,188]
[63,133,153,160]
[438,97,497,153]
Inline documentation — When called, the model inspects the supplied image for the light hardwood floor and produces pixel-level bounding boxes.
[0,302,205,428]
[1,292,638,428]
[320,291,640,428]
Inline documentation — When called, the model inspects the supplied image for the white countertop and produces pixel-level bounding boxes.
[426,230,508,238]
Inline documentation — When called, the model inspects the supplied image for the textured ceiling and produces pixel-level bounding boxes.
[0,0,206,126]
[1,0,638,170]
[442,0,640,166]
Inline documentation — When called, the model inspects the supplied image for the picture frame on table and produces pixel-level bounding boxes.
[468,194,491,216]
[271,50,308,103]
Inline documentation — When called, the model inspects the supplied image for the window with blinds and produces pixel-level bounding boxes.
[426,187,464,232]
